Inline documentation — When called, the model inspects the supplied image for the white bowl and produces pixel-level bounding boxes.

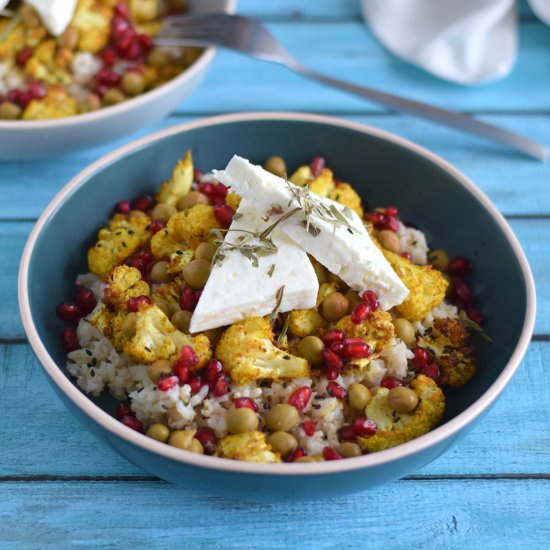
[0,0,235,160]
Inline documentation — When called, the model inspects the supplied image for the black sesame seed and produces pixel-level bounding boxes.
[347,228,353,234]
[115,231,122,236]
[85,349,92,356]
[176,250,183,255]
[128,229,134,235]
[121,242,127,248]
[145,346,151,352]
[283,355,291,360]
[263,403,270,410]
[313,404,321,409]
[282,382,288,388]
[90,369,95,377]
[91,358,98,366]
[314,394,323,400]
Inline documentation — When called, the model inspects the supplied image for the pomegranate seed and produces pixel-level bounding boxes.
[234,397,259,412]
[454,280,472,304]
[383,216,400,232]
[413,347,431,368]
[302,420,316,436]
[27,81,46,99]
[213,204,235,228]
[7,89,31,108]
[172,361,189,384]
[310,155,325,176]
[419,363,441,382]
[325,367,339,380]
[188,375,204,395]
[450,256,472,276]
[94,84,109,98]
[212,375,230,397]
[467,307,485,325]
[75,287,96,315]
[198,182,216,196]
[351,302,371,324]
[211,195,226,206]
[361,290,379,311]
[101,47,117,66]
[288,386,313,411]
[115,403,134,420]
[352,417,377,436]
[367,211,385,225]
[114,2,131,18]
[213,183,229,198]
[180,287,199,311]
[138,250,154,262]
[133,195,153,211]
[204,358,223,381]
[149,220,165,234]
[157,374,178,392]
[330,341,344,354]
[111,16,130,37]
[127,295,151,312]
[61,326,79,352]
[193,169,203,183]
[339,425,357,442]
[322,329,344,346]
[137,33,154,51]
[380,376,403,389]
[385,206,399,217]
[195,427,218,455]
[127,258,150,278]
[401,252,412,261]
[342,338,371,359]
[286,447,305,462]
[322,447,342,461]
[327,381,347,400]
[96,68,120,86]
[121,415,144,433]
[323,348,343,370]
[56,302,82,322]
[16,47,33,66]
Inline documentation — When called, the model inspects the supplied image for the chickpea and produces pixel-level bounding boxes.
[80,93,102,113]
[393,318,416,347]
[428,249,451,272]
[182,259,211,289]
[263,156,287,178]
[187,438,204,454]
[336,442,362,458]
[347,383,371,411]
[264,404,299,432]
[121,312,138,339]
[202,327,223,347]
[295,456,318,463]
[147,359,172,383]
[0,101,22,120]
[147,47,171,68]
[297,336,325,364]
[103,88,126,106]
[177,191,209,210]
[58,27,79,50]
[121,71,146,97]
[377,229,401,253]
[226,407,259,434]
[387,386,419,414]
[151,203,177,223]
[146,423,170,443]
[266,431,298,457]
[150,261,172,284]
[169,429,201,451]
[194,242,217,262]
[321,292,349,322]
[345,290,361,313]
[171,310,192,333]
[129,210,148,219]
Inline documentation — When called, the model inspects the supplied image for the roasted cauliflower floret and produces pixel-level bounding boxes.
[166,250,194,275]
[150,205,221,258]
[90,302,112,336]
[308,168,335,198]
[328,182,363,217]
[383,249,448,322]
[225,192,241,211]
[124,304,211,366]
[215,431,281,463]
[24,40,72,85]
[335,310,395,355]
[70,0,113,53]
[216,317,310,385]
[87,214,152,279]
[419,318,476,387]
[90,304,131,351]
[23,86,78,120]
[289,165,312,187]
[129,0,159,22]
[358,375,445,453]
[156,150,194,207]
[103,265,150,311]
[288,309,326,337]
[151,281,181,314]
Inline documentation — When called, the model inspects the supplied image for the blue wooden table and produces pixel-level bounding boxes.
[2,1,550,547]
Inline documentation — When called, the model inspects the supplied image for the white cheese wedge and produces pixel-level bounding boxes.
[213,155,409,311]
[26,0,77,36]
[189,200,319,333]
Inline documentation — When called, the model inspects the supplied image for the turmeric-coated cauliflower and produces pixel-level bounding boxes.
[419,318,476,387]
[155,150,194,207]
[215,431,282,463]
[24,40,72,85]
[124,304,211,366]
[150,205,221,258]
[23,86,78,120]
[289,165,312,187]
[103,265,150,311]
[335,310,395,355]
[358,375,445,453]
[288,309,326,338]
[70,0,113,53]
[87,213,152,279]
[383,249,448,322]
[225,192,241,211]
[216,317,310,385]
[328,182,363,217]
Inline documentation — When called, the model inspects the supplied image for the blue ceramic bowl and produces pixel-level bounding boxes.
[19,113,535,499]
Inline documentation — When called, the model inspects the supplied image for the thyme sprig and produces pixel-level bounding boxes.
[210,228,278,268]
[276,313,290,345]
[458,310,492,343]
[270,286,285,327]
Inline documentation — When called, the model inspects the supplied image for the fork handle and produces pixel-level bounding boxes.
[292,65,548,161]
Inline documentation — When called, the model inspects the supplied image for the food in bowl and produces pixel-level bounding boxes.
[0,0,201,120]
[57,150,488,463]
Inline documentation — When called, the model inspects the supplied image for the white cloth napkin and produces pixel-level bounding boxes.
[361,0,550,84]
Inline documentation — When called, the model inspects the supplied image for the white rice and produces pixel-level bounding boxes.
[413,301,459,336]
[397,222,429,265]
[71,52,102,85]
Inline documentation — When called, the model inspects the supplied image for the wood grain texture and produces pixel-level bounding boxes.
[0,341,548,478]
[1,479,549,549]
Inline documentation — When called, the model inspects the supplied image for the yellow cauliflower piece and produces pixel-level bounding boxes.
[87,213,152,279]
[216,317,310,385]
[103,265,150,311]
[89,305,131,351]
[225,192,241,211]
[308,168,335,198]
[328,182,363,217]
[129,0,159,22]
[151,281,181,313]
[288,309,326,337]
[215,432,281,463]
[335,310,395,355]
[23,86,78,120]
[358,375,445,453]
[166,250,194,275]
[24,40,71,85]
[289,165,312,187]
[124,304,211,366]
[0,21,25,60]
[90,302,112,336]
[156,150,194,207]
[150,205,221,258]
[383,249,448,322]
[70,0,113,53]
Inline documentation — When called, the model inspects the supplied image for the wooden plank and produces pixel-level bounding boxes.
[0,341,548,478]
[0,114,548,221]
[0,479,549,548]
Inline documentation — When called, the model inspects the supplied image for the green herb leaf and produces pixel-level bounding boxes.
[458,310,492,343]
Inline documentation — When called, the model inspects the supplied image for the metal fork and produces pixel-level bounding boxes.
[157,14,547,161]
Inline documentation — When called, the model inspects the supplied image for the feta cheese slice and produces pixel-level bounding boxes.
[26,0,78,36]
[189,199,319,333]
[213,155,409,311]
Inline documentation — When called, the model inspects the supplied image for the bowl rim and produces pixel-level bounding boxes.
[0,0,236,131]
[18,112,536,476]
